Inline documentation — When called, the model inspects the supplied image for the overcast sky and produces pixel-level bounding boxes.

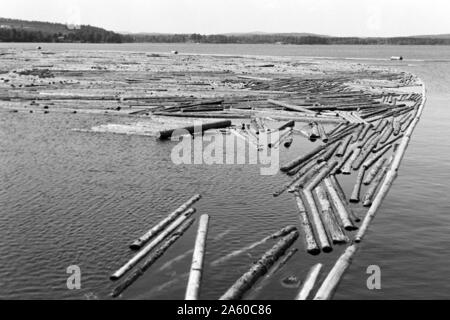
[2,0,450,36]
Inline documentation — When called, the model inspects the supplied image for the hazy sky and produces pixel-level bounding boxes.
[2,0,450,36]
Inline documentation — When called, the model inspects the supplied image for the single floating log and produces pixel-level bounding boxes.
[211,225,297,266]
[219,230,299,300]
[323,178,356,231]
[111,217,195,298]
[130,194,201,250]
[295,263,323,300]
[329,175,360,222]
[111,208,196,280]
[350,167,366,203]
[158,120,232,140]
[185,214,210,300]
[268,99,317,115]
[247,248,298,299]
[294,192,320,255]
[314,244,358,300]
[336,135,352,157]
[363,158,387,186]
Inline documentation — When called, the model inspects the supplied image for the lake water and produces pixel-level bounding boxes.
[0,43,449,300]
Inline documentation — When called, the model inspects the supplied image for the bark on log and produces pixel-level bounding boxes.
[294,192,320,255]
[111,218,195,297]
[158,120,232,140]
[111,208,197,280]
[315,185,348,244]
[219,231,299,300]
[323,178,356,231]
[211,226,297,266]
[130,194,201,250]
[314,245,358,300]
[185,214,210,300]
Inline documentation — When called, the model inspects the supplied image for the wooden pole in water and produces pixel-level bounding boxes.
[288,162,327,193]
[363,144,392,170]
[315,185,348,244]
[356,81,426,242]
[111,217,195,298]
[302,189,332,253]
[295,263,323,300]
[211,226,297,266]
[323,178,356,231]
[314,244,358,300]
[341,147,360,175]
[336,135,352,157]
[247,248,298,299]
[350,167,366,203]
[317,142,341,163]
[363,158,387,185]
[329,175,360,222]
[130,194,201,250]
[111,208,196,280]
[219,231,299,300]
[185,214,210,300]
[158,120,232,140]
[294,192,320,255]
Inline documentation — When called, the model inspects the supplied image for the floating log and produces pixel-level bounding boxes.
[158,120,232,140]
[356,81,426,242]
[185,214,210,300]
[111,217,195,298]
[350,167,366,203]
[362,155,394,207]
[340,147,360,175]
[219,230,299,300]
[302,189,332,253]
[288,162,327,193]
[294,192,320,255]
[363,144,392,170]
[130,194,201,250]
[315,185,348,244]
[295,263,323,300]
[351,124,364,143]
[314,244,358,300]
[111,208,196,280]
[317,142,341,163]
[379,124,393,144]
[358,124,372,141]
[269,128,292,148]
[323,178,356,231]
[277,120,296,131]
[373,134,403,153]
[211,226,297,266]
[280,144,328,172]
[247,248,298,299]
[333,147,354,175]
[363,158,387,186]
[317,123,328,142]
[329,175,360,222]
[267,99,317,115]
[336,135,352,157]
[310,123,320,141]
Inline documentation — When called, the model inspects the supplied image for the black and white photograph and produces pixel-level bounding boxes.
[0,0,449,306]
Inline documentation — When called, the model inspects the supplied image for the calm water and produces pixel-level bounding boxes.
[0,43,449,300]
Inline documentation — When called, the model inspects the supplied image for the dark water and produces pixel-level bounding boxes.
[1,43,449,300]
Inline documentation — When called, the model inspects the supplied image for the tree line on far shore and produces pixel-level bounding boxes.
[0,26,133,43]
[132,33,450,45]
[1,28,450,45]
